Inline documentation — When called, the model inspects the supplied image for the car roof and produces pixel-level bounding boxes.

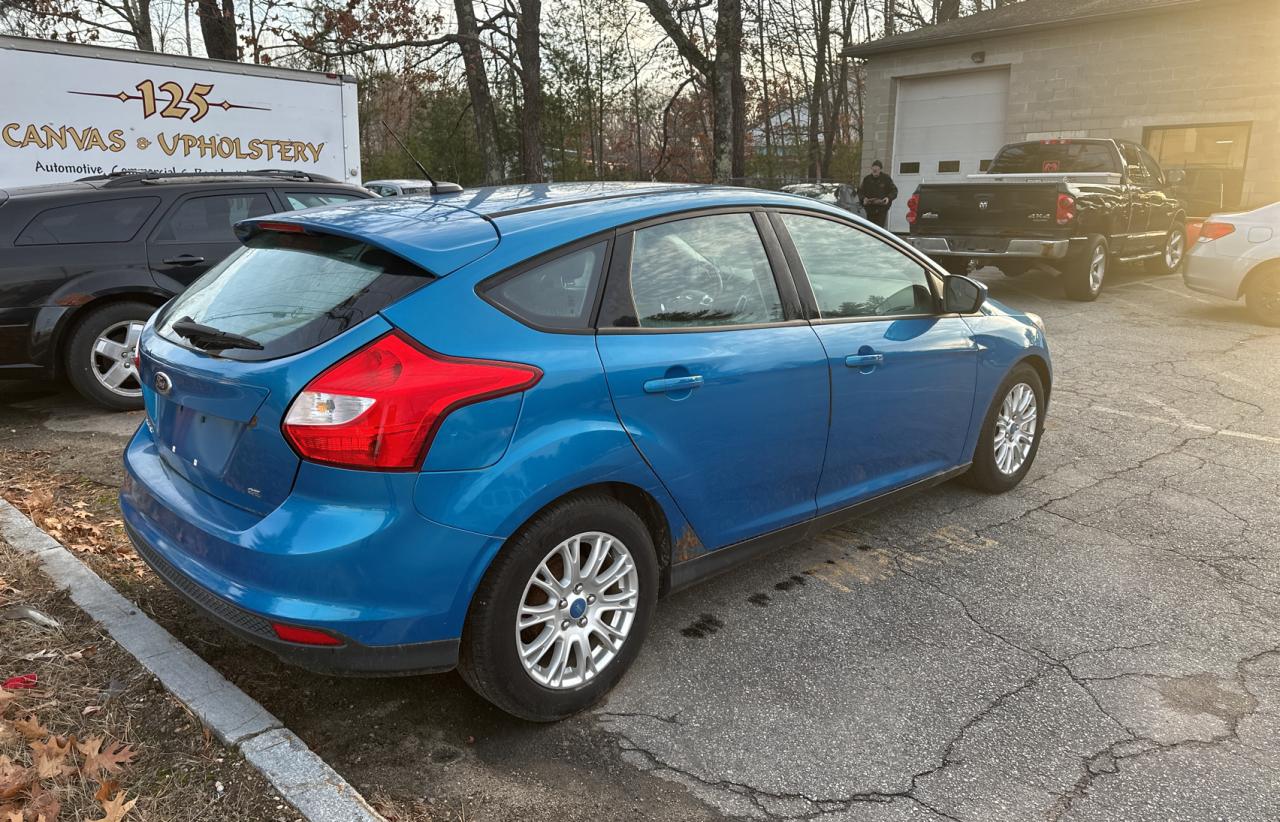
[238,181,856,275]
[364,179,434,188]
[0,172,361,201]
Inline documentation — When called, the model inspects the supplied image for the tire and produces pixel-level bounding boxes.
[1244,263,1280,327]
[936,257,972,277]
[458,493,659,722]
[1145,223,1187,274]
[1063,236,1108,301]
[64,301,154,411]
[964,363,1045,493]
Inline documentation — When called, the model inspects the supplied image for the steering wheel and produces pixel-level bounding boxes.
[663,290,716,312]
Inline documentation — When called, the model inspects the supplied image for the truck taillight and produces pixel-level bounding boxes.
[1055,194,1076,225]
[1197,221,1236,242]
[283,331,541,470]
[906,193,920,225]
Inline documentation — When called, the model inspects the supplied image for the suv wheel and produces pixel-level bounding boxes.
[1064,236,1108,301]
[1146,223,1187,274]
[1244,263,1280,327]
[458,493,658,721]
[65,301,153,411]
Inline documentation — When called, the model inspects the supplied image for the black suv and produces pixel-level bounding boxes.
[0,171,372,409]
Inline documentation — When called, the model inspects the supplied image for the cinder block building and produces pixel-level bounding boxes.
[845,0,1280,231]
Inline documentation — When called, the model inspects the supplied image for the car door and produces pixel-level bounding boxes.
[146,190,275,292]
[1135,143,1180,236]
[1120,142,1158,251]
[772,210,978,515]
[595,210,830,550]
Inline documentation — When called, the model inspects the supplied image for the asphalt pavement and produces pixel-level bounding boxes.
[2,262,1278,821]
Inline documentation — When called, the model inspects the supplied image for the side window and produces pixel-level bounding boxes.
[284,191,364,210]
[1136,145,1165,185]
[614,213,783,329]
[779,213,934,319]
[16,197,160,245]
[483,242,607,330]
[1120,143,1155,184]
[152,193,273,244]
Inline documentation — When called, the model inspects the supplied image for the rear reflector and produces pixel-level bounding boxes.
[283,331,541,470]
[271,622,343,646]
[1197,221,1236,242]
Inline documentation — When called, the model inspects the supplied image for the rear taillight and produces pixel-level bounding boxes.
[1055,194,1076,225]
[1198,221,1236,242]
[906,193,920,225]
[283,331,541,470]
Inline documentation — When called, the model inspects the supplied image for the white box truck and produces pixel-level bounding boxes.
[0,36,361,188]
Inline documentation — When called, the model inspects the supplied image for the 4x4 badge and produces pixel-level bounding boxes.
[154,371,172,395]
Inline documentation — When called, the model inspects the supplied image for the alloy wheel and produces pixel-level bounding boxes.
[994,383,1037,475]
[516,531,639,689]
[1164,229,1185,271]
[1089,245,1107,293]
[91,320,145,398]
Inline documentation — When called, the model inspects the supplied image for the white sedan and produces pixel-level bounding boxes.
[1184,201,1280,326]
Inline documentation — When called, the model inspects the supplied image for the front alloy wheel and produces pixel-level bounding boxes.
[966,362,1045,492]
[993,383,1038,475]
[1147,225,1187,274]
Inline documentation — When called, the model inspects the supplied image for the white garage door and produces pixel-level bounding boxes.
[887,69,1010,232]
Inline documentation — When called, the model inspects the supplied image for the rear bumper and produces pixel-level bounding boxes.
[908,236,1075,260]
[121,424,502,675]
[1184,249,1247,300]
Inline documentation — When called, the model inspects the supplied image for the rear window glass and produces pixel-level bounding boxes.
[16,197,159,245]
[987,142,1117,174]
[482,242,607,330]
[155,232,434,360]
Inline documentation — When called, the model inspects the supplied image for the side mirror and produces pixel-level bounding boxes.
[1166,168,1186,186]
[944,274,987,314]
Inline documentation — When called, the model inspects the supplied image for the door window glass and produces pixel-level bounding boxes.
[16,197,159,245]
[780,214,934,319]
[152,193,273,244]
[484,242,606,330]
[284,192,364,210]
[619,214,783,329]
[1120,143,1155,184]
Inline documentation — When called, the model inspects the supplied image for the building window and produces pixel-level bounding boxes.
[1144,123,1252,217]
[938,160,961,173]
[899,162,920,174]
[979,159,993,172]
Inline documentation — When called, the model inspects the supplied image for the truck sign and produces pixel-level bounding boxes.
[0,36,361,188]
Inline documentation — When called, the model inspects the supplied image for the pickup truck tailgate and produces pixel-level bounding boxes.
[916,183,1063,235]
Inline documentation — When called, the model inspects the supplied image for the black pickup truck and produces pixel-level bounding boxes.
[905,138,1188,300]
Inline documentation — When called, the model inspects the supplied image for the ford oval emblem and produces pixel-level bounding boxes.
[154,371,172,395]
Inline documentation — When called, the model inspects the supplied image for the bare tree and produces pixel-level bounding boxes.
[196,0,235,57]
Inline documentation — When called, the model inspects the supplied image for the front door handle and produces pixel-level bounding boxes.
[643,375,704,394]
[844,353,884,368]
[162,255,205,266]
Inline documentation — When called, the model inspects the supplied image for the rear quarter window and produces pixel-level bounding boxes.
[155,231,434,360]
[16,197,160,245]
[481,241,607,331]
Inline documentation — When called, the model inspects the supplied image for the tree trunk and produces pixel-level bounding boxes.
[883,0,895,36]
[937,0,960,22]
[806,0,832,179]
[454,0,504,185]
[516,0,545,182]
[197,0,236,59]
[711,0,740,183]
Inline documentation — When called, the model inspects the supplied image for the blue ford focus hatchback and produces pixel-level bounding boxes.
[121,182,1051,720]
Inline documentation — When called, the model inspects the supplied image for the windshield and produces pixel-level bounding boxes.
[987,142,1118,175]
[156,232,434,360]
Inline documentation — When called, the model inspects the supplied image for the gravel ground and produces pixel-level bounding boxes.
[1,261,1278,821]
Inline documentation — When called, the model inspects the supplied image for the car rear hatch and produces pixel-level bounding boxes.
[138,203,498,517]
[914,182,1067,241]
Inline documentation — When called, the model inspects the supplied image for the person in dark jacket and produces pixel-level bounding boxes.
[858,161,898,228]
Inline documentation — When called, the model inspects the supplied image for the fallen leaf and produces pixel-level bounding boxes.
[12,715,49,741]
[19,650,58,662]
[0,756,32,801]
[1,675,37,691]
[93,780,120,803]
[76,737,137,776]
[82,706,101,717]
[90,791,136,822]
[24,782,61,821]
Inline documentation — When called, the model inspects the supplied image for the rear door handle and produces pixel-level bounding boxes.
[844,354,884,368]
[643,375,704,394]
[162,255,205,266]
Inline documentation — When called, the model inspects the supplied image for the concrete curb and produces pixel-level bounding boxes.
[0,497,384,822]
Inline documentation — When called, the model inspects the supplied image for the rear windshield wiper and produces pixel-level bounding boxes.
[171,316,265,352]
